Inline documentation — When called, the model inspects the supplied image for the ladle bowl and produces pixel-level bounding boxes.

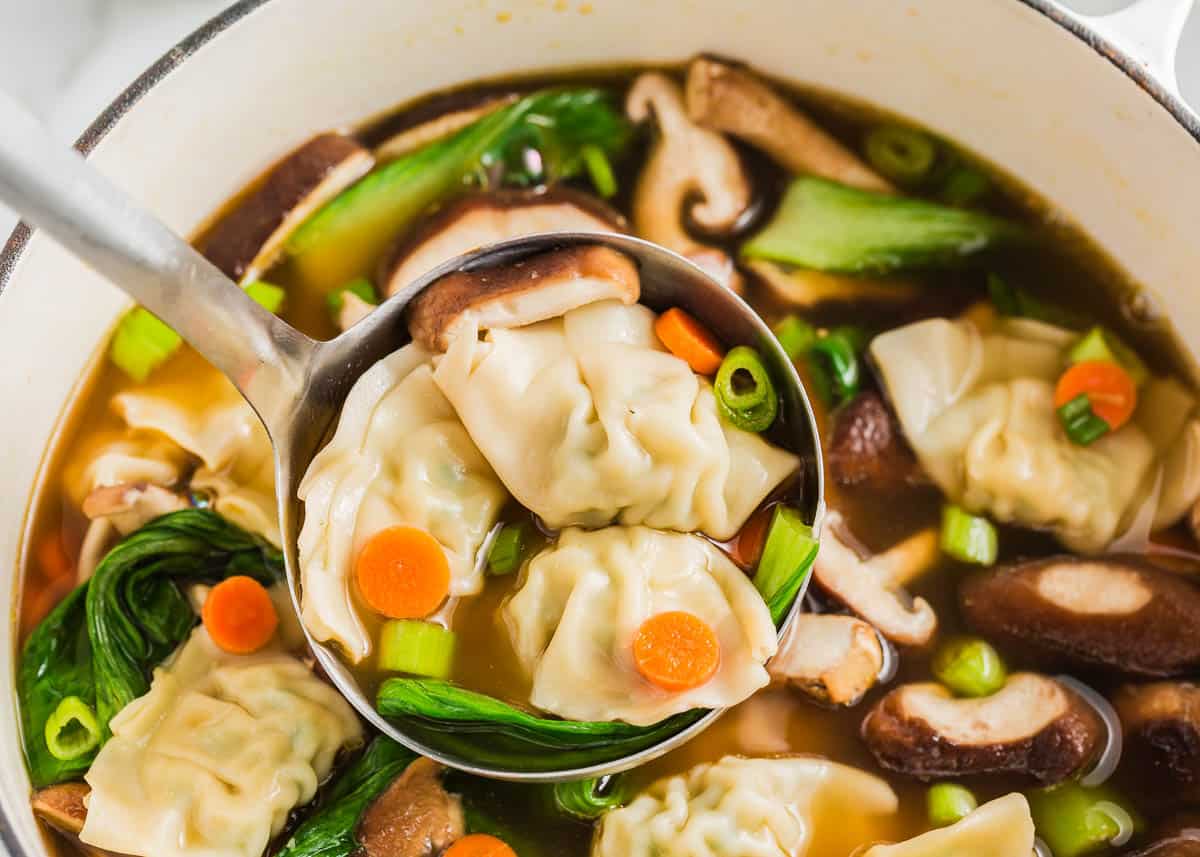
[0,90,823,781]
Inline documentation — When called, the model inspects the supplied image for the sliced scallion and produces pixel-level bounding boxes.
[243,280,287,314]
[932,636,1007,698]
[378,620,456,679]
[753,505,819,624]
[809,326,866,403]
[1067,326,1149,386]
[1057,393,1110,446]
[864,125,938,186]
[326,276,379,317]
[44,696,101,762]
[109,307,183,382]
[581,143,618,198]
[773,315,816,362]
[927,783,978,827]
[714,346,778,433]
[940,505,998,566]
[487,523,527,576]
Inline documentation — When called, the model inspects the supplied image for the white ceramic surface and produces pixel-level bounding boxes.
[2,0,1200,853]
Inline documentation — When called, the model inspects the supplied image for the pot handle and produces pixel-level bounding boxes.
[1043,0,1196,101]
[0,88,316,437]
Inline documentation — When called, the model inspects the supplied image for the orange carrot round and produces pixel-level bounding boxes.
[356,526,450,619]
[444,834,518,857]
[1054,360,1137,430]
[632,611,721,692]
[655,307,726,375]
[202,576,279,654]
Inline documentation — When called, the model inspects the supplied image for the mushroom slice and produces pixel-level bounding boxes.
[201,133,373,283]
[684,57,892,193]
[375,95,519,162]
[81,482,190,536]
[406,244,639,352]
[32,784,111,857]
[812,511,939,646]
[1114,682,1200,795]
[861,674,1105,783]
[748,260,919,310]
[626,73,751,290]
[357,757,465,857]
[770,613,885,706]
[960,556,1200,678]
[826,392,923,489]
[382,188,623,298]
[1126,815,1200,857]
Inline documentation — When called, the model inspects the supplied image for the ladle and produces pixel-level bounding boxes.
[0,90,823,780]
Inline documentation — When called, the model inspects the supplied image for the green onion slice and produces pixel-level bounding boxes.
[487,523,527,576]
[1028,782,1142,857]
[1067,326,1149,386]
[378,620,457,679]
[243,281,287,314]
[939,504,998,566]
[932,636,1008,698]
[753,506,819,624]
[809,326,865,403]
[326,276,379,317]
[581,144,617,198]
[1058,393,1111,446]
[44,697,101,762]
[864,125,938,185]
[552,775,631,819]
[773,315,816,363]
[109,307,183,382]
[714,346,778,433]
[927,783,978,827]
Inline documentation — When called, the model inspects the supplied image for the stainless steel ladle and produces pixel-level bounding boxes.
[0,90,823,781]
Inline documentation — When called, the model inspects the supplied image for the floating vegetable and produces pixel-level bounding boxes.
[379,620,457,679]
[809,325,867,403]
[445,834,518,857]
[43,697,100,763]
[655,307,726,375]
[1028,781,1141,857]
[987,272,1083,329]
[108,308,182,382]
[927,783,978,827]
[1067,326,1149,386]
[773,315,817,362]
[1057,394,1111,446]
[864,125,938,186]
[940,505,998,566]
[743,177,1027,275]
[632,611,721,692]
[932,636,1008,698]
[202,575,279,654]
[754,505,820,624]
[326,276,378,318]
[356,526,451,619]
[487,523,528,576]
[1055,361,1137,436]
[714,346,778,432]
[581,144,618,198]
[551,776,631,820]
[939,162,991,207]
[242,280,286,314]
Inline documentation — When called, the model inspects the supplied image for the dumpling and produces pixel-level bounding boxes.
[503,527,778,725]
[79,627,362,857]
[593,755,898,857]
[871,316,1200,552]
[298,344,507,662]
[862,793,1035,857]
[433,299,799,540]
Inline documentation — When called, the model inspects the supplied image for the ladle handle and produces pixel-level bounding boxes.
[0,89,314,435]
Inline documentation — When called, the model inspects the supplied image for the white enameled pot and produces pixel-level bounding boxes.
[1,0,1198,853]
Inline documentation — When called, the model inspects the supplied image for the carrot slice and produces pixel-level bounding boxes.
[632,611,721,692]
[202,575,279,654]
[654,307,726,375]
[1054,360,1138,430]
[356,526,450,619]
[444,834,518,857]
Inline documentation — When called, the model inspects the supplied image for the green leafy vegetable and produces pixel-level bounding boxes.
[286,87,632,288]
[714,346,778,433]
[550,775,631,820]
[939,505,998,566]
[19,510,283,785]
[753,505,819,624]
[864,125,938,186]
[581,144,618,198]
[43,696,101,762]
[1058,393,1110,446]
[377,678,701,772]
[277,737,416,857]
[743,177,1027,275]
[378,620,457,679]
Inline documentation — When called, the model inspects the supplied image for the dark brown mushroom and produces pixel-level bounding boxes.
[31,783,113,857]
[684,57,892,193]
[357,757,464,857]
[826,392,922,488]
[200,133,373,283]
[406,244,640,352]
[769,613,885,706]
[1114,682,1200,799]
[1124,815,1200,857]
[861,673,1104,784]
[381,188,623,298]
[960,556,1200,678]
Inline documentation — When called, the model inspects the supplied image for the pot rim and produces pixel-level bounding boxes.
[0,0,1198,852]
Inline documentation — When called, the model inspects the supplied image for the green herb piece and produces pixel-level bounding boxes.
[378,620,456,679]
[932,637,1008,698]
[809,326,866,403]
[243,280,286,314]
[864,125,938,186]
[326,277,379,317]
[753,505,819,625]
[742,177,1027,275]
[109,307,183,382]
[1067,326,1149,386]
[551,775,631,820]
[927,783,978,827]
[773,315,817,362]
[1057,393,1111,446]
[43,696,101,762]
[487,523,527,576]
[581,143,618,198]
[714,346,778,433]
[940,504,998,566]
[1028,782,1142,857]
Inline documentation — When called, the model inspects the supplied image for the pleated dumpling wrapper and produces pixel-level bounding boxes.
[862,794,1035,857]
[504,527,778,725]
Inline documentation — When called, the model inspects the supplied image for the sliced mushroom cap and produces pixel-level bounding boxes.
[812,511,939,646]
[747,260,919,310]
[32,783,111,857]
[861,673,1105,783]
[684,57,892,193]
[382,188,623,298]
[406,244,639,352]
[826,392,923,489]
[81,482,190,536]
[769,613,885,706]
[1125,815,1200,857]
[201,133,372,283]
[1114,682,1200,796]
[626,72,751,290]
[357,757,465,857]
[960,556,1200,678]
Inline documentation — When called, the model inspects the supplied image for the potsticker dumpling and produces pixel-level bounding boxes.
[862,793,1035,857]
[298,344,507,662]
[79,627,362,857]
[423,248,798,540]
[871,317,1200,552]
[504,527,778,725]
[593,755,898,857]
